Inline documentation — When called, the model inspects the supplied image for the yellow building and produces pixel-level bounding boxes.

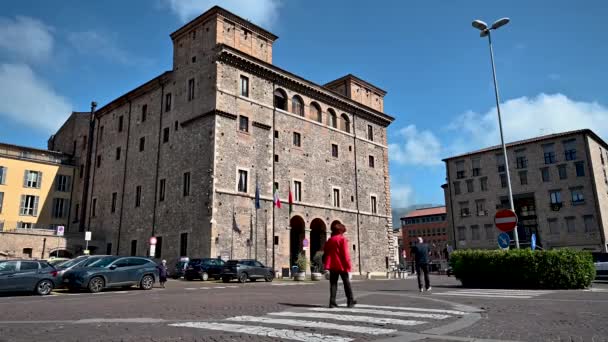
[0,143,76,232]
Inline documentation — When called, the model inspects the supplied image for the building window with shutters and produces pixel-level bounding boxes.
[453,181,461,195]
[496,154,505,173]
[543,143,556,164]
[471,225,480,240]
[484,224,494,240]
[0,192,4,214]
[575,161,585,177]
[565,217,576,233]
[52,198,69,218]
[24,170,42,188]
[480,177,488,191]
[457,226,466,241]
[0,166,6,184]
[584,215,595,233]
[466,179,474,193]
[563,139,576,161]
[456,160,465,179]
[472,158,481,176]
[519,171,528,185]
[55,175,71,192]
[237,169,248,193]
[550,190,562,205]
[20,195,39,216]
[500,174,507,188]
[571,187,584,204]
[558,164,567,179]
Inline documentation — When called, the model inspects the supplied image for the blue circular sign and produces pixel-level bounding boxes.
[498,233,510,249]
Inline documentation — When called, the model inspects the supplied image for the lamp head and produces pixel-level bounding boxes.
[472,20,488,31]
[491,18,510,30]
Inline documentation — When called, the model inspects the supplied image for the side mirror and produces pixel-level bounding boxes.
[109,265,117,270]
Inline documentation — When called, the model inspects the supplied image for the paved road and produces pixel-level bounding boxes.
[0,275,606,342]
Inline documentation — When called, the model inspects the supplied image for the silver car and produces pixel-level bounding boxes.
[593,253,608,279]
[0,260,60,295]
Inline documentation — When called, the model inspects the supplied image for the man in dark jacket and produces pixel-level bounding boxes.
[413,237,431,292]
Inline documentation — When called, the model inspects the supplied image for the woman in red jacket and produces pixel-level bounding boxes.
[323,223,356,308]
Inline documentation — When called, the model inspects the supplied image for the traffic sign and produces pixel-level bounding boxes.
[85,231,92,241]
[495,209,518,232]
[149,237,157,245]
[531,233,537,250]
[498,232,510,249]
[56,226,65,236]
[149,245,156,258]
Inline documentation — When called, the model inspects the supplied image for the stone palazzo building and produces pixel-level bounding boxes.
[50,6,396,274]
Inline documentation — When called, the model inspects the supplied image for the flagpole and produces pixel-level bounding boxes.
[255,173,259,261]
[231,205,234,260]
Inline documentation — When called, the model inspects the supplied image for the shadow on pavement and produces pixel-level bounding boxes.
[278,303,325,308]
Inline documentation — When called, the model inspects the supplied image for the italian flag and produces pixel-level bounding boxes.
[273,184,282,208]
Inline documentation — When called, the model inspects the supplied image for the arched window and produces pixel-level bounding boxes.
[341,114,351,133]
[291,95,304,116]
[328,109,337,128]
[274,89,287,111]
[310,102,322,123]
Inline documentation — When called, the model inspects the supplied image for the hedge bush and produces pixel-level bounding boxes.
[450,249,596,289]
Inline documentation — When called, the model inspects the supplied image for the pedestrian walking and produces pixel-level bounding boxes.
[413,237,431,292]
[323,223,356,308]
[158,259,168,288]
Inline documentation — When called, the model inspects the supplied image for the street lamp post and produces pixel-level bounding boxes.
[472,18,520,249]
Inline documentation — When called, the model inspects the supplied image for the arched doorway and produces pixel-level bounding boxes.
[310,218,327,272]
[289,216,306,266]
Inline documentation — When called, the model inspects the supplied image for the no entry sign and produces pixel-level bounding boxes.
[495,209,518,232]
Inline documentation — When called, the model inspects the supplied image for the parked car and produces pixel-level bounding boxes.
[172,257,189,279]
[220,259,274,283]
[0,260,60,295]
[185,258,225,281]
[63,256,158,293]
[47,257,70,266]
[592,252,608,279]
[55,255,110,279]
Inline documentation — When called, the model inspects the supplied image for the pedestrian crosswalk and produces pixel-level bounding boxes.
[169,303,467,341]
[434,289,552,299]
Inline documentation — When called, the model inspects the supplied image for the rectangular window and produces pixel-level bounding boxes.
[541,167,550,182]
[472,158,481,176]
[484,224,494,240]
[371,196,377,214]
[155,236,163,258]
[188,78,195,101]
[466,179,474,193]
[0,166,6,184]
[571,188,584,204]
[453,181,461,195]
[118,115,124,132]
[165,93,172,112]
[130,240,137,256]
[23,170,42,188]
[92,198,97,217]
[558,164,567,179]
[139,137,145,152]
[519,170,528,185]
[240,75,249,97]
[459,202,470,217]
[79,164,84,179]
[550,190,562,204]
[175,121,179,131]
[159,179,166,202]
[471,225,480,240]
[480,177,488,191]
[548,218,559,234]
[565,217,576,233]
[237,170,247,193]
[367,125,373,141]
[73,203,79,222]
[369,155,375,168]
[457,226,466,241]
[238,115,249,133]
[500,173,507,188]
[575,162,585,177]
[141,105,147,122]
[294,181,302,202]
[96,154,101,168]
[274,130,279,139]
[163,127,170,143]
[563,139,576,160]
[52,198,68,218]
[20,195,39,216]
[180,233,188,257]
[584,215,595,233]
[116,147,121,160]
[135,186,142,207]
[543,143,556,164]
[496,154,505,173]
[475,200,486,216]
[183,172,191,196]
[516,156,528,169]
[106,243,112,255]
[331,144,338,158]
[293,132,301,147]
[55,175,71,192]
[456,160,465,179]
[111,192,117,213]
[82,135,87,150]
[333,188,341,207]
[274,154,279,163]
[99,126,104,142]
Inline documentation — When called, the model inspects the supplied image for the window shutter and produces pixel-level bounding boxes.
[1,167,5,184]
[23,170,28,187]
[37,172,42,189]
[64,199,70,218]
[20,195,26,215]
[52,198,57,218]
[33,196,39,216]
[67,176,72,192]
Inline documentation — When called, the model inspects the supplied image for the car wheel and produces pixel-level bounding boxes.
[264,273,274,282]
[140,275,154,290]
[222,277,231,283]
[35,279,54,296]
[88,277,105,293]
[201,272,209,281]
[238,273,248,283]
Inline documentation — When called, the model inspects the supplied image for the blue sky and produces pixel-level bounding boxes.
[1,0,608,208]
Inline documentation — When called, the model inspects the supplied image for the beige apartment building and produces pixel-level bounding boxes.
[443,129,608,252]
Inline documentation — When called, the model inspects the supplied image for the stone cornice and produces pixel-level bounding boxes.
[252,121,271,130]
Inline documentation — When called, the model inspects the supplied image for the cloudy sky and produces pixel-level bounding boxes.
[1,0,607,208]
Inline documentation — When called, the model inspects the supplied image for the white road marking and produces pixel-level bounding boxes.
[170,322,352,342]
[215,286,226,289]
[226,315,397,335]
[435,289,551,299]
[435,293,533,299]
[308,307,450,319]
[355,304,466,316]
[268,311,426,326]
[184,288,197,290]
[199,287,209,290]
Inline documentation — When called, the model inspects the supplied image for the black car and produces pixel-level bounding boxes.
[0,260,60,295]
[63,256,159,293]
[185,258,225,281]
[172,258,189,279]
[220,259,274,283]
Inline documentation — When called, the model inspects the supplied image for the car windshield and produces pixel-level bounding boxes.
[88,257,119,268]
[49,259,68,266]
[57,256,87,269]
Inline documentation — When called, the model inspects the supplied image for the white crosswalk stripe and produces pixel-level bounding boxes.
[355,304,466,316]
[169,322,352,342]
[268,311,426,326]
[435,289,552,299]
[226,315,397,335]
[309,307,451,319]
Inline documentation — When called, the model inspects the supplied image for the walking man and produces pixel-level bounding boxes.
[324,223,356,308]
[413,237,431,292]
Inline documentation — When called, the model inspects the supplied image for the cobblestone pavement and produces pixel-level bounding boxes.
[0,276,606,342]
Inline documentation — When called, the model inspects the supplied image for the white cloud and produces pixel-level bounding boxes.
[389,125,442,166]
[162,0,281,28]
[0,63,72,133]
[448,93,608,155]
[391,184,414,208]
[67,31,149,66]
[0,16,54,62]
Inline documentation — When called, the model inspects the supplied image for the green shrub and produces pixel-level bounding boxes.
[450,249,596,289]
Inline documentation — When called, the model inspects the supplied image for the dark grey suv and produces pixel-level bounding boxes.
[0,260,60,295]
[221,259,274,283]
[63,256,159,293]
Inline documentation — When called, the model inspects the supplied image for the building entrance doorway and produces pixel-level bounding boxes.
[289,216,305,266]
[310,218,327,271]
